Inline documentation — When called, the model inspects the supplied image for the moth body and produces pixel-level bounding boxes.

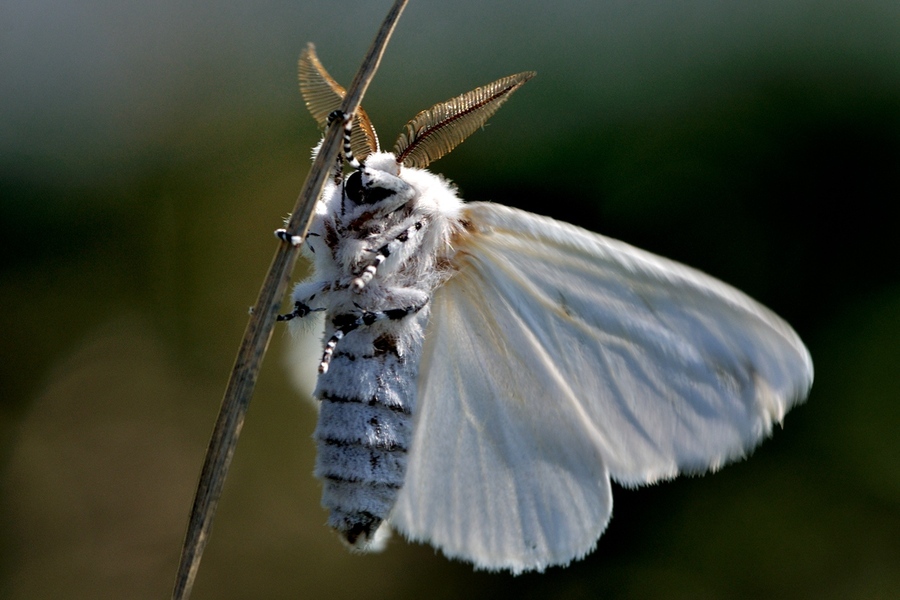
[290,153,464,547]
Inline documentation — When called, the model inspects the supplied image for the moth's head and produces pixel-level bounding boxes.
[343,152,405,207]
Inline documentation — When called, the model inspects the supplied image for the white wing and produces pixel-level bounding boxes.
[390,202,812,573]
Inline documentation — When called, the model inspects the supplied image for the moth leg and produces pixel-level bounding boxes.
[319,300,427,374]
[327,109,360,170]
[278,281,328,322]
[277,300,325,322]
[274,228,303,246]
[352,221,425,292]
[275,228,321,254]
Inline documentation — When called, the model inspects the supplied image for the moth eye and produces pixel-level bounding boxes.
[345,170,365,204]
[344,170,396,206]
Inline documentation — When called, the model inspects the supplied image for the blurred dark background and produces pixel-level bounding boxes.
[2,1,898,598]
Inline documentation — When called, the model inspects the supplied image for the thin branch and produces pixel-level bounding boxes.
[171,2,409,599]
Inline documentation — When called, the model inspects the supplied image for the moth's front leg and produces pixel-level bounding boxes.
[353,220,425,291]
[275,224,326,258]
[274,228,303,247]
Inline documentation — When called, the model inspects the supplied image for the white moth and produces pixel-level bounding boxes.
[278,45,813,574]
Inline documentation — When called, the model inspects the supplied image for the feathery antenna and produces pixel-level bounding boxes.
[299,44,381,161]
[394,71,535,168]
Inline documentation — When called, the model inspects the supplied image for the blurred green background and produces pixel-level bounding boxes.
[2,1,898,598]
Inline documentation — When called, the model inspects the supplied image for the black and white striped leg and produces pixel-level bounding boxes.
[327,109,360,170]
[274,228,303,246]
[277,300,325,322]
[319,302,427,373]
[352,221,424,291]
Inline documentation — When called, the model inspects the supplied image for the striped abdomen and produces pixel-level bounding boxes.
[313,332,421,547]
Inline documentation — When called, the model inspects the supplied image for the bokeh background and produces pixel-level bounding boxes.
[2,0,898,598]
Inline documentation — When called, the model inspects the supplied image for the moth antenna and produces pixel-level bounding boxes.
[393,71,535,169]
[299,43,380,161]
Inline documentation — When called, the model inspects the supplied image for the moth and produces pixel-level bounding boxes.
[278,44,813,574]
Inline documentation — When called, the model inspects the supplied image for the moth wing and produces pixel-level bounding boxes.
[390,202,812,572]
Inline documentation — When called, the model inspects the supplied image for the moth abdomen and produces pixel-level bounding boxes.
[314,406,412,546]
[314,350,419,549]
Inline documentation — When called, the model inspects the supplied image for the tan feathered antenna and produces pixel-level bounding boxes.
[299,43,380,160]
[393,71,535,169]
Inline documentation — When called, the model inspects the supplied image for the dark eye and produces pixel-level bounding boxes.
[344,170,396,206]
[345,170,364,204]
